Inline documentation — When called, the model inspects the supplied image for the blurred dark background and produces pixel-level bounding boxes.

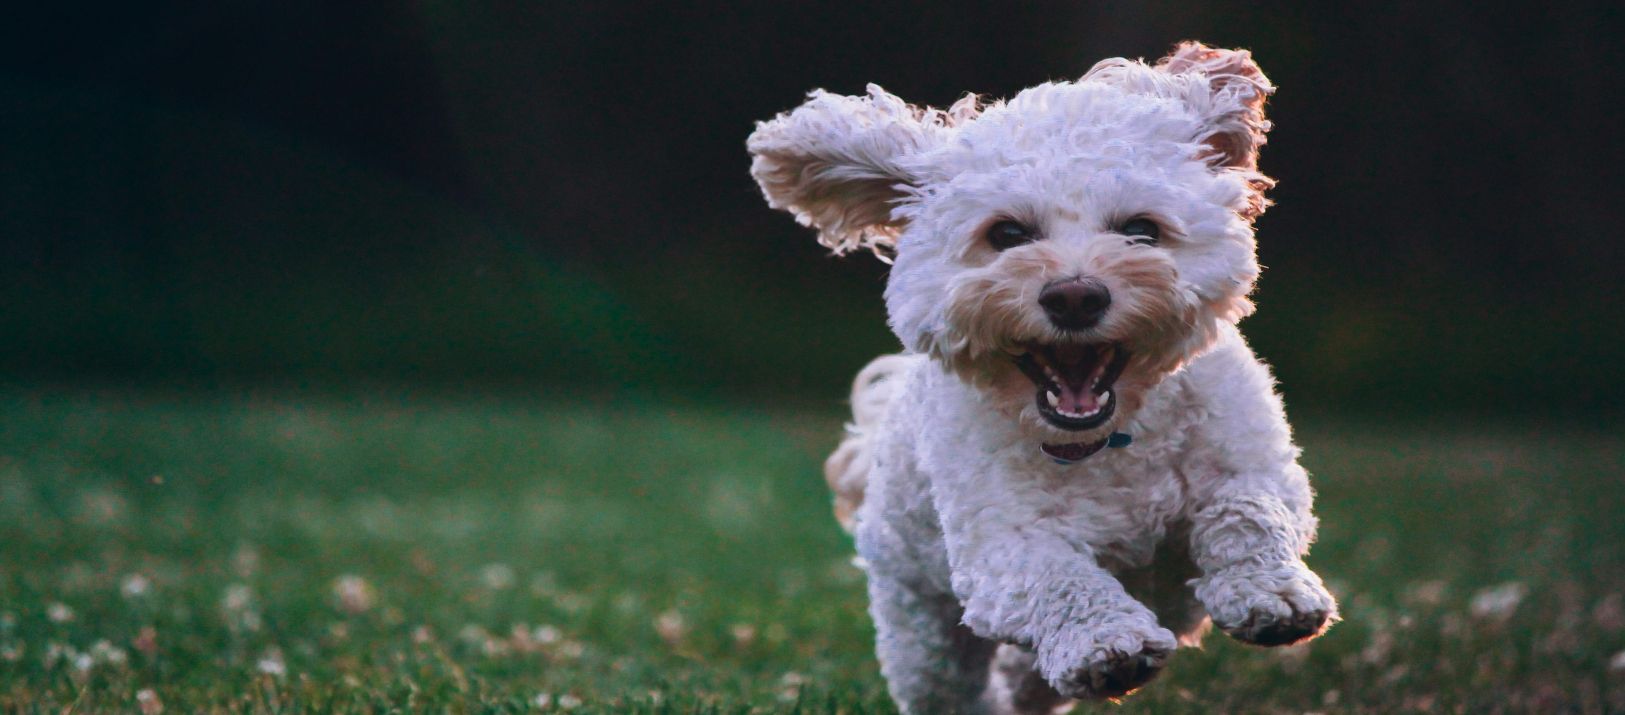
[4,1,1621,414]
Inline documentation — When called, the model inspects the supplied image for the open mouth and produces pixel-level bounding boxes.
[1012,342,1131,431]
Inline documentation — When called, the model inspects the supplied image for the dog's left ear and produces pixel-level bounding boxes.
[748,85,961,257]
[1154,42,1275,175]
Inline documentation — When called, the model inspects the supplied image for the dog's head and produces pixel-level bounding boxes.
[749,42,1275,442]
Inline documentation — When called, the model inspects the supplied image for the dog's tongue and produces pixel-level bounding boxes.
[1050,344,1102,414]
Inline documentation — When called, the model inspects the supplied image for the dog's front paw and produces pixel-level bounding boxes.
[1039,617,1177,700]
[1196,561,1337,646]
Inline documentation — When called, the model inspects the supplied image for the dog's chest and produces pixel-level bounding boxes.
[1025,449,1192,569]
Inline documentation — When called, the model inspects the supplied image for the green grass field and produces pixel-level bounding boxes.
[0,389,1621,713]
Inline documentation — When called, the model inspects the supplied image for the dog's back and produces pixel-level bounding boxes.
[822,353,920,531]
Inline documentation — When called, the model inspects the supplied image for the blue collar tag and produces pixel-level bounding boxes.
[1106,432,1133,448]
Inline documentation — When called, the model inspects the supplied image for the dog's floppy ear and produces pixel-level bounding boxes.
[1154,42,1275,175]
[748,85,958,257]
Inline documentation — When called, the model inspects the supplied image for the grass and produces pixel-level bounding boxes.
[0,388,1621,713]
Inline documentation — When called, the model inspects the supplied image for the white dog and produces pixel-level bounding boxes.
[748,42,1337,713]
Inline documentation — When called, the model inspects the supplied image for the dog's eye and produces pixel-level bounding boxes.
[985,220,1037,251]
[1119,218,1161,244]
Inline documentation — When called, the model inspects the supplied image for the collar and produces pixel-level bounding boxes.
[1041,432,1133,465]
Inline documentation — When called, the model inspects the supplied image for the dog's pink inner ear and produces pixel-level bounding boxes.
[1201,132,1254,170]
[1156,42,1274,172]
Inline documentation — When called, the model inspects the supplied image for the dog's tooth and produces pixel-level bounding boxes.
[1045,391,1059,408]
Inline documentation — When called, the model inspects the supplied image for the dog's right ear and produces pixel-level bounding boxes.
[748,85,961,257]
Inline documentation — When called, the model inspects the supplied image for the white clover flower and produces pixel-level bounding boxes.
[121,574,152,598]
[532,625,561,645]
[654,610,686,644]
[220,584,262,632]
[90,640,128,666]
[46,603,75,624]
[411,625,435,644]
[256,649,287,677]
[136,687,164,714]
[221,584,254,612]
[730,623,757,648]
[332,575,376,614]
[1469,582,1527,622]
[479,563,515,590]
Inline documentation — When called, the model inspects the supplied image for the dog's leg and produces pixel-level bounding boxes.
[934,484,1178,701]
[984,644,1071,715]
[867,575,999,715]
[1180,338,1339,646]
[1188,493,1337,646]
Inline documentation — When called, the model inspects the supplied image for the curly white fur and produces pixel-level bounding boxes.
[824,354,916,528]
[750,42,1336,714]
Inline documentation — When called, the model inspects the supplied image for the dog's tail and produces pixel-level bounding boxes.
[823,353,919,532]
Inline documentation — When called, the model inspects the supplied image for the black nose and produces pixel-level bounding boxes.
[1039,278,1111,330]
